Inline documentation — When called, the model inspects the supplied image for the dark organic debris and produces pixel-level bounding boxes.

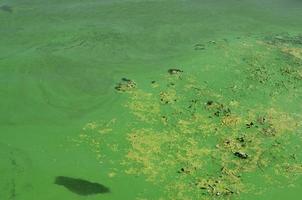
[168,68,183,75]
[55,176,110,196]
[206,100,214,106]
[177,167,193,174]
[205,101,231,117]
[257,116,266,125]
[161,115,168,124]
[249,65,270,84]
[168,82,175,87]
[121,77,131,82]
[115,78,136,92]
[159,91,177,104]
[261,126,276,137]
[188,99,199,111]
[194,43,205,50]
[253,116,277,136]
[223,139,231,145]
[290,154,297,160]
[233,151,248,159]
[236,136,245,143]
[0,5,13,13]
[196,176,234,197]
[236,136,248,147]
[246,122,256,128]
[215,109,230,117]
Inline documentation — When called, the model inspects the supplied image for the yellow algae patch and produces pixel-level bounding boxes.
[76,119,116,162]
[281,47,302,60]
[221,115,241,127]
[159,89,177,104]
[75,36,302,199]
[125,128,175,182]
[126,90,161,123]
[121,71,302,199]
[264,109,299,136]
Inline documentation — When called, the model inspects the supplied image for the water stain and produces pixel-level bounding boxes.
[54,176,110,196]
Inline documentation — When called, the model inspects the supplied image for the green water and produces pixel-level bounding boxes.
[1,0,302,199]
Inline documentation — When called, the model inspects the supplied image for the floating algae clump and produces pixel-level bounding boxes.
[115,78,136,92]
[120,68,302,199]
[76,35,302,199]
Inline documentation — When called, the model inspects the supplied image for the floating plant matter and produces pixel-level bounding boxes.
[76,34,302,200]
[168,68,183,75]
[115,78,136,92]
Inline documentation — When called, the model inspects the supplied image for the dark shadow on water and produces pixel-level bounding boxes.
[54,176,110,196]
[0,5,13,13]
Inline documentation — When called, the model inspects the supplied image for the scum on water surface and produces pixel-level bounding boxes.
[74,34,302,199]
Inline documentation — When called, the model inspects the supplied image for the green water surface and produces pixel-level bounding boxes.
[0,0,302,199]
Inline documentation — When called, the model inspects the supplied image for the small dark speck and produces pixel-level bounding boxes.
[234,151,248,159]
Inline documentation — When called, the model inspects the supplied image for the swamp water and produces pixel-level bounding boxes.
[0,0,302,199]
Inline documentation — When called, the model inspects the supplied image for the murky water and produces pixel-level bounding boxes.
[0,0,302,199]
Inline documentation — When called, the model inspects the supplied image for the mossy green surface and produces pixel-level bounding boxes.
[1,0,302,199]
